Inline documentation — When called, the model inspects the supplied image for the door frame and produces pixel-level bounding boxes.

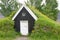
[20,20,28,35]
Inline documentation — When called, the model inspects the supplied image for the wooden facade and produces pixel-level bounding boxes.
[12,5,38,35]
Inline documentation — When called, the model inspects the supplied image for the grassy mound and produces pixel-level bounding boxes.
[0,18,18,40]
[28,5,60,40]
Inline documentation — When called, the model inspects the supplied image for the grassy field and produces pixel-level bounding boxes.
[0,37,14,40]
[0,18,20,40]
[29,35,60,40]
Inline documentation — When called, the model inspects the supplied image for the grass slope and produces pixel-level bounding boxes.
[0,18,19,40]
[28,5,60,40]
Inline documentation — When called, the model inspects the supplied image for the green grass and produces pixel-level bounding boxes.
[29,32,60,40]
[29,31,60,40]
[28,5,60,40]
[0,37,14,40]
[0,18,20,40]
[29,37,60,40]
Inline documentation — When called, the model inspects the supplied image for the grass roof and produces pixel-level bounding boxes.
[28,5,60,30]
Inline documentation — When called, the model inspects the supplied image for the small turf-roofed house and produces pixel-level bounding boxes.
[12,5,38,35]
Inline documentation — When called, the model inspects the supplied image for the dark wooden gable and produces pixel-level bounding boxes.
[14,7,35,32]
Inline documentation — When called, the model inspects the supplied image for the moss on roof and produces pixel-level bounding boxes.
[28,5,60,30]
